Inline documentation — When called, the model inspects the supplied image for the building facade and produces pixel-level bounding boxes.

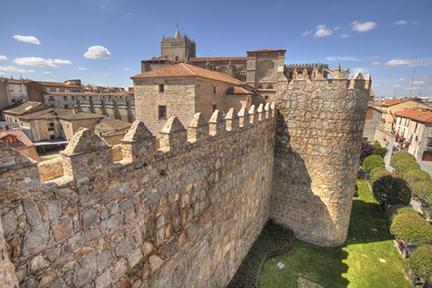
[393,108,432,162]
[363,105,383,142]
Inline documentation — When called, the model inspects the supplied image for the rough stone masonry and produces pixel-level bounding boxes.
[0,71,370,287]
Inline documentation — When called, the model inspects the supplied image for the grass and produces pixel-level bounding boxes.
[257,180,412,288]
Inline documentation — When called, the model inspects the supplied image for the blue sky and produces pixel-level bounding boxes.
[0,0,431,97]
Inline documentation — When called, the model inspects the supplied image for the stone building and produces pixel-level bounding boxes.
[132,63,255,133]
[94,118,132,145]
[393,108,432,162]
[363,105,382,142]
[0,78,9,110]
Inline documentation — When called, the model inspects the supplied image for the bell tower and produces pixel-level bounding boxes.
[161,25,196,63]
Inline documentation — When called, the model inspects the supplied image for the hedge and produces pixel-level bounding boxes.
[391,152,420,175]
[409,245,432,281]
[370,167,390,183]
[390,210,432,245]
[363,155,385,173]
[372,175,411,208]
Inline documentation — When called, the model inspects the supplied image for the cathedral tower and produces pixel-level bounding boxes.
[161,26,196,63]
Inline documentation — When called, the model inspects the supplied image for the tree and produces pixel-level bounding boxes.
[409,245,432,282]
[390,210,432,246]
[372,175,411,208]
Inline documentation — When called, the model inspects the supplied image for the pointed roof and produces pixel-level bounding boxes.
[174,25,181,39]
[131,63,241,85]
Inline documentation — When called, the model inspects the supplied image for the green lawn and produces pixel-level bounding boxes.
[257,180,412,288]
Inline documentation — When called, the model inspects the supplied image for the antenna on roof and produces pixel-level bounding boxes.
[408,56,418,98]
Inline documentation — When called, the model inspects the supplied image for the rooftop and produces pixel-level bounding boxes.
[19,108,105,121]
[0,129,34,148]
[3,101,48,115]
[131,63,241,85]
[381,98,419,107]
[190,57,246,63]
[95,118,132,134]
[394,108,432,124]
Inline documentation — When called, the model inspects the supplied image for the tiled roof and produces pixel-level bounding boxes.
[0,129,34,148]
[95,119,131,133]
[395,108,432,124]
[3,101,48,115]
[190,57,246,63]
[225,86,254,95]
[381,98,416,107]
[45,91,133,96]
[38,81,82,88]
[131,63,241,85]
[19,108,105,121]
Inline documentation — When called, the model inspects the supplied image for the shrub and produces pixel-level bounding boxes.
[390,211,432,245]
[373,141,388,158]
[360,139,374,163]
[372,175,411,208]
[357,166,368,180]
[403,169,431,187]
[363,155,385,173]
[411,180,432,205]
[385,204,411,223]
[370,168,391,186]
[391,152,420,175]
[409,245,432,281]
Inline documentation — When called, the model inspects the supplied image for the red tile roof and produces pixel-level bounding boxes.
[381,98,420,107]
[3,101,48,115]
[395,108,432,124]
[0,129,34,148]
[225,86,254,95]
[131,63,241,85]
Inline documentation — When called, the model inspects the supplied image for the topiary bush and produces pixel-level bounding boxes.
[403,169,431,186]
[409,245,432,282]
[363,154,385,173]
[370,168,391,186]
[390,211,432,246]
[391,152,420,175]
[372,175,412,208]
[385,204,411,223]
[411,180,432,206]
[373,141,388,158]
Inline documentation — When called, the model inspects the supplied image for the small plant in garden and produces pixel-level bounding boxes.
[409,245,432,283]
[390,210,432,246]
[372,175,411,209]
[363,154,385,173]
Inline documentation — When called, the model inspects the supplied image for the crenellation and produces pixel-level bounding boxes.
[187,112,208,143]
[237,106,249,128]
[257,103,264,122]
[158,117,188,152]
[225,108,238,132]
[264,102,271,119]
[248,105,256,124]
[208,109,224,136]
[121,121,156,165]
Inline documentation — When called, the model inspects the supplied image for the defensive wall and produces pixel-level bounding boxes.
[0,104,276,287]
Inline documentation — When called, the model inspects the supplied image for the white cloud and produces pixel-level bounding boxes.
[340,34,350,38]
[325,56,360,62]
[84,45,111,59]
[14,57,71,67]
[0,65,27,73]
[352,21,377,32]
[78,67,87,71]
[371,61,381,65]
[313,25,332,38]
[13,34,41,45]
[302,30,313,37]
[393,20,408,26]
[385,59,413,66]
[0,55,7,61]
[42,71,51,74]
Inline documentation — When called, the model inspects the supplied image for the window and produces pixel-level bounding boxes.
[48,122,55,131]
[159,84,164,92]
[49,96,54,101]
[158,105,167,119]
[265,96,269,100]
[50,135,55,140]
[213,85,216,94]
[63,96,67,100]
[64,104,69,109]
[212,104,217,112]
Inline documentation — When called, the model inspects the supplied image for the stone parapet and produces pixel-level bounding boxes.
[0,105,276,288]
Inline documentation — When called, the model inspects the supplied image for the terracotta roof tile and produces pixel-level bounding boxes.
[190,57,246,63]
[381,98,415,107]
[395,108,432,124]
[3,101,48,115]
[225,86,254,95]
[0,129,34,147]
[131,63,241,85]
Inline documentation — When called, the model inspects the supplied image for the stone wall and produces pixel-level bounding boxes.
[271,71,370,246]
[0,104,275,288]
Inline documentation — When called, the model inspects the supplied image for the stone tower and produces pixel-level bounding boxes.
[271,69,371,246]
[161,26,196,63]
